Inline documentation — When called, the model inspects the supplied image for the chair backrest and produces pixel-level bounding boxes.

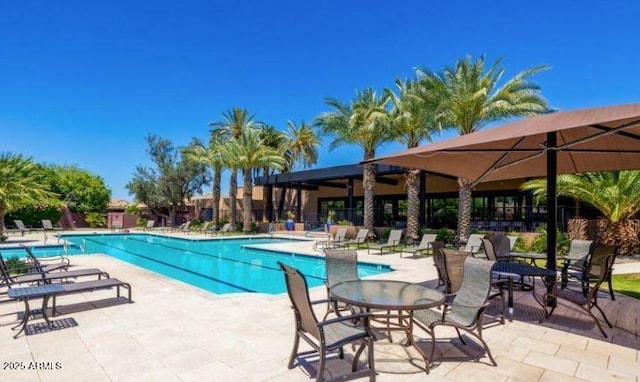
[146,220,155,228]
[481,238,497,261]
[442,249,470,294]
[566,239,593,261]
[489,234,511,258]
[432,242,447,285]
[334,227,348,242]
[13,220,26,231]
[42,220,53,229]
[587,245,617,279]
[463,234,484,253]
[354,229,369,242]
[220,223,231,232]
[507,236,518,251]
[324,249,359,288]
[278,262,320,339]
[449,257,496,327]
[182,221,191,231]
[387,230,403,245]
[419,234,437,248]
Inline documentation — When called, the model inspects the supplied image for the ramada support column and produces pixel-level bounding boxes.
[419,171,426,228]
[296,183,302,223]
[347,178,354,223]
[546,131,558,305]
[265,185,273,222]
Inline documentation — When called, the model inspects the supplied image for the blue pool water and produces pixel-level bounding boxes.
[58,234,390,294]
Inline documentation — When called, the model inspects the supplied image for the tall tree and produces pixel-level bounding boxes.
[316,88,392,232]
[417,56,549,241]
[275,120,321,220]
[127,135,209,225]
[225,128,285,233]
[46,165,111,213]
[0,153,56,235]
[209,108,257,228]
[183,136,225,226]
[386,78,439,242]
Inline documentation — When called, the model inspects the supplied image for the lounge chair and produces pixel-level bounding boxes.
[180,221,192,234]
[336,228,369,249]
[23,246,70,273]
[411,257,498,372]
[323,249,359,319]
[328,227,348,248]
[215,223,232,235]
[0,253,109,289]
[401,233,437,258]
[41,220,63,232]
[143,220,156,231]
[367,229,403,255]
[12,220,30,236]
[461,234,484,257]
[277,262,376,381]
[541,250,615,337]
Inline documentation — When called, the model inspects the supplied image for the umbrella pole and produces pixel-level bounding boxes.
[546,132,557,307]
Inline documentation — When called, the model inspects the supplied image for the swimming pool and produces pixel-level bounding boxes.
[60,234,390,294]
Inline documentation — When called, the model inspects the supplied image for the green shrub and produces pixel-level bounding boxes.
[6,256,28,274]
[0,234,8,242]
[381,227,393,240]
[250,222,258,234]
[218,217,229,226]
[512,235,531,253]
[5,202,64,228]
[436,227,454,244]
[136,217,148,227]
[337,219,351,225]
[191,219,203,229]
[85,212,106,228]
[530,226,570,255]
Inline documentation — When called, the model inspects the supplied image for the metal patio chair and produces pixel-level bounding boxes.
[278,262,376,382]
[401,234,437,258]
[323,249,359,319]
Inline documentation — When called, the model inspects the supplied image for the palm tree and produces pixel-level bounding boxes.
[386,78,440,242]
[209,108,257,229]
[417,56,549,242]
[225,128,285,233]
[316,88,392,232]
[183,136,226,226]
[275,121,321,220]
[522,171,640,252]
[0,153,56,235]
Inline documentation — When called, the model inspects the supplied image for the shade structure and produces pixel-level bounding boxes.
[367,103,640,280]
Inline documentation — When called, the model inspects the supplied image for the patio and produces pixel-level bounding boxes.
[0,231,639,381]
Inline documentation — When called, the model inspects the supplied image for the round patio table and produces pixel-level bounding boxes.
[331,280,444,371]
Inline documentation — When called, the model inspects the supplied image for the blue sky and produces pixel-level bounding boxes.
[1,1,639,200]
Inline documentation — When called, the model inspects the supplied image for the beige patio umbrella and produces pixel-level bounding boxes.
[366,103,640,270]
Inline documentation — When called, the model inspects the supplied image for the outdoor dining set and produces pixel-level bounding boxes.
[281,233,618,381]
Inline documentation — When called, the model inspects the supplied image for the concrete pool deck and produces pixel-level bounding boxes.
[0,230,639,381]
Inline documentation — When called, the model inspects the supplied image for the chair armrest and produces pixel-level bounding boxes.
[310,299,332,306]
[317,312,372,327]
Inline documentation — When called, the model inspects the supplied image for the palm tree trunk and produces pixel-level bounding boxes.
[406,169,420,244]
[277,185,288,221]
[457,177,473,244]
[363,163,376,231]
[212,169,221,226]
[243,169,253,233]
[229,168,237,229]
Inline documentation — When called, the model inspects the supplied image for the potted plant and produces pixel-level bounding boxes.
[325,210,336,232]
[285,211,296,231]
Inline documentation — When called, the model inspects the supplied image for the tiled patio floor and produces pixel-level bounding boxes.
[0,231,638,381]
